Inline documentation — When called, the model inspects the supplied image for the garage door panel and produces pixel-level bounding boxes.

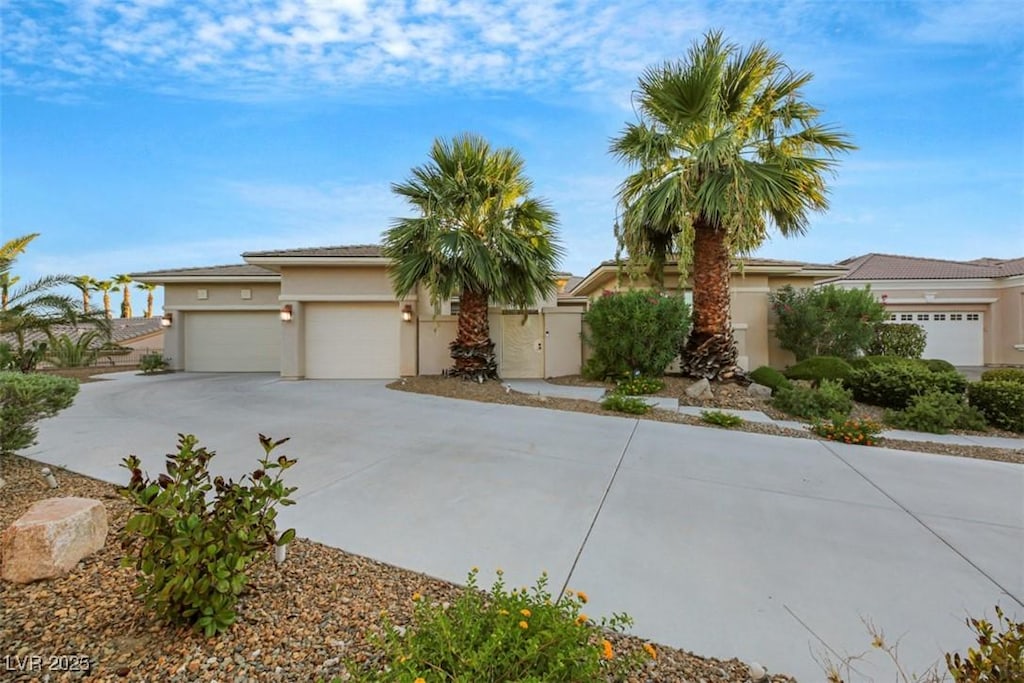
[305,303,399,379]
[888,311,983,365]
[185,312,281,372]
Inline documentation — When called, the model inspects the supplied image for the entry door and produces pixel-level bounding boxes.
[500,313,544,378]
[544,312,582,378]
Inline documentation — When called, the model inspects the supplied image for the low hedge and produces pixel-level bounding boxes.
[847,363,967,410]
[967,380,1024,433]
[748,366,790,394]
[772,380,852,420]
[922,358,957,374]
[980,368,1024,384]
[885,391,987,434]
[783,356,854,387]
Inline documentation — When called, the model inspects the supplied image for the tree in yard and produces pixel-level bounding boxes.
[72,275,95,313]
[0,274,19,311]
[610,31,855,379]
[136,282,158,318]
[114,274,134,318]
[93,279,116,319]
[383,133,563,380]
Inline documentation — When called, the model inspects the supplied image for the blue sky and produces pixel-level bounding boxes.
[2,0,1022,313]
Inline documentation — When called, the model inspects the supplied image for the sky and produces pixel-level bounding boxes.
[2,0,1023,314]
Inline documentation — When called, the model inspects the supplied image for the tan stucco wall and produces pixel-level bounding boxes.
[163,282,281,307]
[279,266,394,297]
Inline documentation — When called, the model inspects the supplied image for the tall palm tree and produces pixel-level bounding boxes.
[383,133,563,380]
[610,31,855,379]
[0,274,19,311]
[72,275,95,313]
[135,282,158,318]
[113,274,133,318]
[93,280,116,319]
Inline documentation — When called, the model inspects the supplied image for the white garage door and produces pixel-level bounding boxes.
[304,303,399,379]
[184,311,281,372]
[890,311,983,365]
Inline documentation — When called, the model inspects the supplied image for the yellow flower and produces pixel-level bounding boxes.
[601,639,613,660]
[399,655,408,663]
[415,678,426,683]
[575,614,588,625]
[412,592,422,602]
[577,590,589,604]
[498,609,509,615]
[519,620,529,630]
[520,609,531,617]
[643,643,657,659]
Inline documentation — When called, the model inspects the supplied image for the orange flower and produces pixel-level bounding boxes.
[520,609,531,617]
[412,592,422,602]
[643,643,657,659]
[601,639,614,660]
[519,620,529,630]
[575,614,588,625]
[415,678,426,683]
[576,590,589,604]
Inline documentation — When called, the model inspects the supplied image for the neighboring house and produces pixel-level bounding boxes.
[1,317,165,355]
[825,253,1024,366]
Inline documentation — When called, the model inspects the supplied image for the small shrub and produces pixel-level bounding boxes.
[885,391,987,434]
[772,380,853,420]
[46,332,103,368]
[613,376,664,396]
[848,363,967,410]
[981,368,1024,384]
[967,381,1024,433]
[769,284,886,361]
[946,606,1023,682]
[346,569,646,683]
[923,358,957,374]
[601,394,651,415]
[139,353,170,374]
[582,290,690,379]
[783,356,855,387]
[119,434,298,636]
[811,416,883,446]
[748,365,791,394]
[701,410,743,428]
[867,322,927,359]
[0,372,79,454]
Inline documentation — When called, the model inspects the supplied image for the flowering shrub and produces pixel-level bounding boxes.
[811,416,884,446]
[612,376,665,396]
[769,284,886,361]
[346,568,650,682]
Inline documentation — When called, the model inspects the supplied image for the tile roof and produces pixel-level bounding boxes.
[130,264,278,278]
[593,256,846,271]
[242,245,384,258]
[835,253,1024,280]
[1,317,164,348]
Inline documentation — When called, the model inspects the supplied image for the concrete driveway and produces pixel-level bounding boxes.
[28,372,1024,682]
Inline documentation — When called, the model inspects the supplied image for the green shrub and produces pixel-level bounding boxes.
[612,376,664,396]
[783,355,854,387]
[119,434,298,637]
[601,394,651,415]
[0,372,79,454]
[46,332,102,368]
[967,381,1024,433]
[139,353,170,374]
[748,365,791,394]
[981,367,1024,384]
[811,416,883,446]
[769,284,886,361]
[772,380,853,420]
[885,391,987,434]
[848,363,967,410]
[346,569,646,683]
[848,354,912,370]
[923,358,957,374]
[946,606,1023,682]
[867,322,927,358]
[582,290,690,379]
[700,410,743,428]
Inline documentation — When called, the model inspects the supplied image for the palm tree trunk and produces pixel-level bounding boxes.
[103,292,111,319]
[681,219,739,379]
[449,287,498,379]
[82,292,90,313]
[120,287,132,318]
[146,292,154,318]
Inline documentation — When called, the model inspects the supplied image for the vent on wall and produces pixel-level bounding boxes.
[197,288,208,300]
[241,288,252,300]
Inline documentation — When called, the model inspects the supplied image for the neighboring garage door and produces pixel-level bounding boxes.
[890,311,984,365]
[184,311,281,372]
[304,303,399,379]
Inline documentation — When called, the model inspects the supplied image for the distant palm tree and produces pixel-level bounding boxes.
[72,275,95,313]
[113,274,133,318]
[1,274,20,311]
[135,282,157,318]
[383,133,563,379]
[93,280,116,319]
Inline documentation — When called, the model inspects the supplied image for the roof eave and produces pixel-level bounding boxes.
[131,274,282,284]
[243,255,392,267]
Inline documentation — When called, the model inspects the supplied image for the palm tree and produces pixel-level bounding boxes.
[114,274,133,318]
[72,275,95,313]
[135,282,157,318]
[1,274,19,311]
[383,133,563,380]
[610,31,855,379]
[93,280,116,319]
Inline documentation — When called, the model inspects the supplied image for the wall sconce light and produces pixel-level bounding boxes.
[401,304,414,322]
[280,304,293,322]
[160,312,173,328]
[881,294,888,303]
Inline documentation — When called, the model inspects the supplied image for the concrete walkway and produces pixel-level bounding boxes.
[27,372,1024,682]
[506,379,1024,451]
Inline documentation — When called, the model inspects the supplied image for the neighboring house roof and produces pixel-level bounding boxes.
[832,253,1024,281]
[130,264,279,282]
[1,317,164,348]
[242,245,384,258]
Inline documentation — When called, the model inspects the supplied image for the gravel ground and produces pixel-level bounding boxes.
[0,454,793,682]
[391,376,1024,465]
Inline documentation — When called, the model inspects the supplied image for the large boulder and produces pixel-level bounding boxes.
[1,497,107,584]
[685,378,714,400]
[746,383,773,399]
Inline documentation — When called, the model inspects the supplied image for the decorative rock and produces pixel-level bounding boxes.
[685,378,714,400]
[1,497,107,584]
[748,661,768,681]
[746,382,773,399]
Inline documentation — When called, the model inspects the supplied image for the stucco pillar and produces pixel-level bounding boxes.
[279,301,303,379]
[163,308,184,371]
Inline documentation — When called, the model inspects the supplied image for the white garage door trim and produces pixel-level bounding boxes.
[304,302,400,379]
[184,311,281,372]
[887,311,983,365]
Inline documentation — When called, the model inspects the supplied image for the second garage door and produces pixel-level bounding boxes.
[184,311,281,372]
[890,311,984,365]
[304,302,400,378]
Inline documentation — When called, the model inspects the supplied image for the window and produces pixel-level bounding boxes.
[449,298,460,315]
[900,313,913,321]
[888,313,897,320]
[917,314,929,321]
[967,313,980,321]
[933,314,946,321]
[950,313,963,321]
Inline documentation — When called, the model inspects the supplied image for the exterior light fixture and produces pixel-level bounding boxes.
[280,304,293,322]
[160,312,173,328]
[401,304,414,322]
[881,294,888,303]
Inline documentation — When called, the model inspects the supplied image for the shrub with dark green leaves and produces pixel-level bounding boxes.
[612,376,664,396]
[923,358,957,374]
[867,322,927,358]
[139,353,170,374]
[946,606,1023,682]
[601,393,651,415]
[0,372,79,454]
[772,380,853,420]
[769,284,886,361]
[885,391,987,434]
[783,356,854,387]
[748,365,791,394]
[119,434,298,636]
[582,290,690,379]
[967,381,1024,433]
[981,367,1024,384]
[848,362,967,410]
[700,410,744,428]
